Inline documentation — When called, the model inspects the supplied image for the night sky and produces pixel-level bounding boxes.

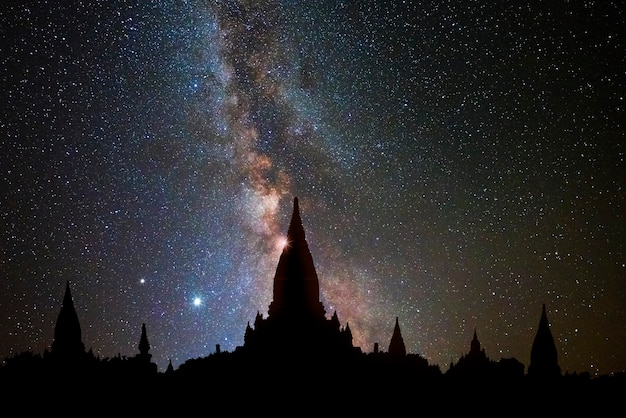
[1,1,624,377]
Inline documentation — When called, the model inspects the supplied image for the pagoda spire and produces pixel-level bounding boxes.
[268,196,325,320]
[528,303,561,379]
[138,323,151,358]
[388,316,407,357]
[470,327,481,355]
[243,196,357,357]
[51,280,85,358]
[287,196,306,242]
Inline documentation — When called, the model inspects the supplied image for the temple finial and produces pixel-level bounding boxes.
[287,196,305,241]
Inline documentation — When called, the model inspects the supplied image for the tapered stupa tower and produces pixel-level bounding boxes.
[50,281,85,359]
[267,196,326,320]
[242,197,356,358]
[528,303,561,379]
[137,323,152,362]
[388,317,407,357]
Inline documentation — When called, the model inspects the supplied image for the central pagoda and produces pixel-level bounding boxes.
[241,197,357,358]
[267,196,326,320]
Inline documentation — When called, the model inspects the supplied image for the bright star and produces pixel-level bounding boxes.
[193,297,202,307]
[276,236,289,251]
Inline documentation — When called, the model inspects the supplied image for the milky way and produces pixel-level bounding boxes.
[1,1,624,377]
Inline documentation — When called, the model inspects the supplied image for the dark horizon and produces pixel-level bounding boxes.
[2,198,622,385]
[2,216,624,414]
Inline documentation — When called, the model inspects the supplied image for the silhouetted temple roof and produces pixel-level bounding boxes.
[529,303,561,378]
[268,197,326,320]
[51,281,85,357]
[388,317,407,357]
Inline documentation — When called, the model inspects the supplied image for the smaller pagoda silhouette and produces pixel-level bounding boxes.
[388,317,407,357]
[48,281,85,362]
[528,303,561,379]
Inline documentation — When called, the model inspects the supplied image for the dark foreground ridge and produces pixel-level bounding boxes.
[1,197,624,413]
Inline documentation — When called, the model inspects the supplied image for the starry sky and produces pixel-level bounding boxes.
[1,0,624,377]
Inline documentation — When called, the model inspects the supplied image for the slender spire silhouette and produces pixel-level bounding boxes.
[287,196,306,242]
[51,280,85,359]
[268,196,325,320]
[388,317,407,357]
[138,323,151,360]
[528,303,561,379]
[470,327,481,355]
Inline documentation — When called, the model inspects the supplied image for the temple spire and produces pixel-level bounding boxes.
[51,280,85,359]
[287,196,305,242]
[528,303,561,379]
[138,323,151,357]
[388,317,407,357]
[244,196,357,357]
[470,327,481,354]
[268,196,325,320]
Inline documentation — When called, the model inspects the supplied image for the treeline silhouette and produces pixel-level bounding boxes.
[1,198,623,412]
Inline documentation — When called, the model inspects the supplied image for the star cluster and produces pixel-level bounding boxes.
[1,1,624,376]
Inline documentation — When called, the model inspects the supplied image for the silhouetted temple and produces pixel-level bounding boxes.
[138,323,151,361]
[132,322,158,374]
[241,197,357,359]
[528,303,561,379]
[1,197,624,413]
[388,317,407,357]
[39,280,158,377]
[49,280,85,361]
[445,327,525,382]
[451,328,490,370]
